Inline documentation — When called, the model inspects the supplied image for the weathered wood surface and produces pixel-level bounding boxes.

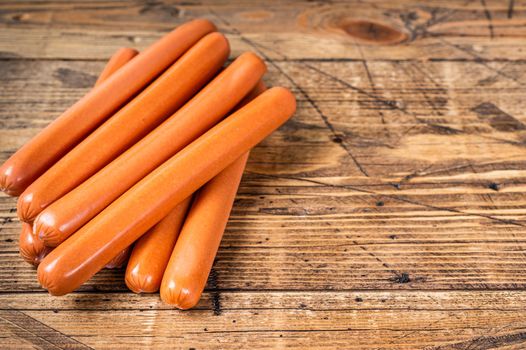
[1,0,526,349]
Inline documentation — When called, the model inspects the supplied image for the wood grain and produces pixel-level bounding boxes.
[1,0,526,349]
[2,291,526,349]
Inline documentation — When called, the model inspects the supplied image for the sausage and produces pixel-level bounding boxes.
[125,196,192,293]
[125,81,265,294]
[17,47,139,267]
[98,48,137,270]
[37,86,296,296]
[34,52,266,247]
[125,81,266,295]
[18,32,227,223]
[104,247,132,269]
[19,223,51,266]
[95,48,139,86]
[161,154,249,308]
[18,32,229,222]
[160,83,266,309]
[0,19,216,197]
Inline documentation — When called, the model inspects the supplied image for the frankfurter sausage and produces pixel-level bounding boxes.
[19,223,51,266]
[37,87,296,296]
[95,48,139,87]
[0,19,216,197]
[125,196,192,293]
[18,32,229,222]
[124,81,265,294]
[17,47,139,267]
[160,82,266,308]
[105,247,132,269]
[34,52,265,246]
[161,153,249,308]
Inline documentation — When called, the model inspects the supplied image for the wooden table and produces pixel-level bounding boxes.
[1,1,526,349]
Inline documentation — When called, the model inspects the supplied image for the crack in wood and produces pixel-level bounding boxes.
[209,8,370,177]
[508,0,515,18]
[397,62,447,117]
[245,171,526,228]
[302,60,526,149]
[480,0,495,39]
[207,265,222,316]
[353,240,403,280]
[439,38,524,86]
[355,42,392,144]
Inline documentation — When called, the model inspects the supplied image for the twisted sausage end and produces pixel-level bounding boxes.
[160,279,200,310]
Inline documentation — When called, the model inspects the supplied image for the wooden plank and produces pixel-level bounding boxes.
[0,1,525,60]
[1,55,525,291]
[1,0,526,348]
[2,59,526,169]
[1,291,526,349]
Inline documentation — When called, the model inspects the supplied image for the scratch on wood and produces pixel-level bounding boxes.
[480,0,495,38]
[281,70,370,177]
[508,0,515,18]
[302,62,513,149]
[400,5,461,41]
[399,160,522,184]
[355,43,390,136]
[439,38,524,86]
[246,171,526,227]
[0,309,93,349]
[409,62,443,89]
[210,8,370,177]
[353,240,403,280]
[397,62,446,117]
[207,265,222,316]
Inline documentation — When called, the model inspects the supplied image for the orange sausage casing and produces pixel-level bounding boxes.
[95,47,137,268]
[126,82,265,296]
[160,82,267,309]
[125,197,192,293]
[34,52,266,247]
[18,32,229,222]
[37,87,296,296]
[17,47,139,267]
[0,19,216,197]
[20,224,132,268]
[19,223,51,266]
[161,153,249,309]
[95,48,138,86]
[104,247,132,269]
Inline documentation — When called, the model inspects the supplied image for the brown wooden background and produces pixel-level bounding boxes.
[1,0,526,349]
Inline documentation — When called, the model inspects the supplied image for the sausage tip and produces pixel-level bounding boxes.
[160,280,200,310]
[20,247,49,266]
[19,241,50,267]
[37,259,66,296]
[17,191,42,223]
[269,86,297,116]
[33,213,63,247]
[0,164,22,196]
[206,31,231,57]
[125,266,158,293]
[191,18,218,33]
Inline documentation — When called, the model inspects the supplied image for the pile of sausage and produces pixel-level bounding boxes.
[0,19,296,309]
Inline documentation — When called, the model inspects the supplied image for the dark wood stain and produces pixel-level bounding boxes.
[472,102,526,132]
[341,20,407,45]
[53,68,97,89]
